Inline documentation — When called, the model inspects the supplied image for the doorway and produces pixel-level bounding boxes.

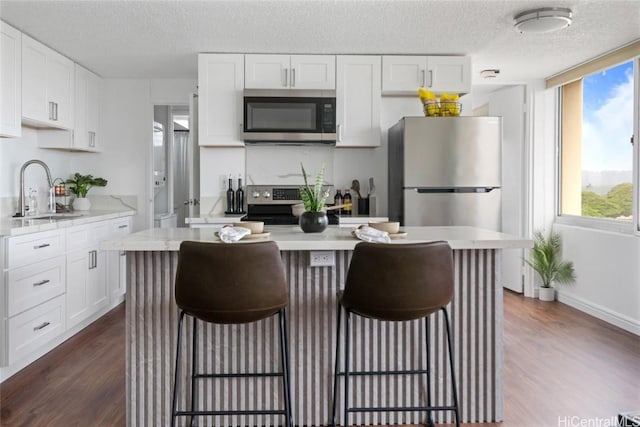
[152,98,199,228]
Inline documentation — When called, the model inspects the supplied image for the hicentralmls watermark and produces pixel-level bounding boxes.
[557,415,619,427]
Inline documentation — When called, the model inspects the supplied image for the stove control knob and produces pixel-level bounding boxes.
[252,191,260,198]
[262,191,271,199]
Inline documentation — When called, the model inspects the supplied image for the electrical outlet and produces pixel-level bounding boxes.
[220,175,227,191]
[309,251,335,267]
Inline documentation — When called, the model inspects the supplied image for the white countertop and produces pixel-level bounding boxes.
[101,225,532,251]
[0,209,136,237]
[185,215,389,227]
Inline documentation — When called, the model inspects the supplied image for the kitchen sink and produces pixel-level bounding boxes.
[29,213,84,220]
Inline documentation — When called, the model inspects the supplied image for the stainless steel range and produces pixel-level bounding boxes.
[242,185,339,225]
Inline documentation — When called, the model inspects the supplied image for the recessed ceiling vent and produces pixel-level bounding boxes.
[514,7,572,34]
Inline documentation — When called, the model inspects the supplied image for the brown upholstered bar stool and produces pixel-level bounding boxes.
[171,240,292,427]
[331,241,459,427]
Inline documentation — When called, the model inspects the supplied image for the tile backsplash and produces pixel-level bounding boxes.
[245,145,335,185]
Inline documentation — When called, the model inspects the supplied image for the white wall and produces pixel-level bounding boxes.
[555,224,640,334]
[0,127,73,215]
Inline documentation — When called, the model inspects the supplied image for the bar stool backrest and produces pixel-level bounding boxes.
[341,241,454,321]
[175,240,288,324]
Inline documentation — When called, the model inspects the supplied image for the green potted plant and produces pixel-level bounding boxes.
[299,163,328,233]
[525,230,576,301]
[65,173,108,211]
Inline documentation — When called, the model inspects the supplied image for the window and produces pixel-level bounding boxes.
[559,59,637,225]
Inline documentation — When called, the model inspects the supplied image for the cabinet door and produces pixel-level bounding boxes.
[336,56,381,148]
[21,34,74,129]
[244,54,289,89]
[290,55,335,90]
[88,249,108,313]
[108,217,131,300]
[382,56,427,94]
[0,22,22,137]
[198,54,244,147]
[73,64,101,151]
[426,56,470,95]
[47,51,74,129]
[66,248,90,327]
[22,34,49,124]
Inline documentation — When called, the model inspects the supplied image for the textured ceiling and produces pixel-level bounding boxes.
[1,0,639,88]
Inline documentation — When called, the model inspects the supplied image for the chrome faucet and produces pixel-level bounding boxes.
[14,159,55,217]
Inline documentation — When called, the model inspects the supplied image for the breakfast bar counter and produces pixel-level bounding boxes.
[102,226,531,427]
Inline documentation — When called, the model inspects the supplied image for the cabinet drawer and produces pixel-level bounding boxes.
[109,217,131,237]
[7,229,64,268]
[7,255,66,317]
[8,294,65,364]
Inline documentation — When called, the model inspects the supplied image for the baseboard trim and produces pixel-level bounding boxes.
[557,292,640,336]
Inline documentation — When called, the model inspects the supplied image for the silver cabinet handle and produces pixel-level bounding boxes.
[48,101,54,120]
[54,102,59,120]
[118,224,128,229]
[428,70,433,88]
[120,251,126,257]
[337,124,342,142]
[421,70,425,87]
[34,321,50,331]
[292,68,296,87]
[283,68,288,87]
[89,131,96,147]
[33,279,50,287]
[33,243,51,249]
[88,250,97,269]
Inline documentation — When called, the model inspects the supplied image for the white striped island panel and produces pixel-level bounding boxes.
[126,249,502,426]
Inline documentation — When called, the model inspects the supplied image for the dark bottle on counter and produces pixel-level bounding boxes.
[236,174,245,213]
[334,189,343,215]
[226,174,235,213]
[343,189,352,215]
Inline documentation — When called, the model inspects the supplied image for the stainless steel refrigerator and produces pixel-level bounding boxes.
[388,116,502,230]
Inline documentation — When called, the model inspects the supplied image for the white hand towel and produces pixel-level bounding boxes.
[218,225,251,243]
[354,225,391,243]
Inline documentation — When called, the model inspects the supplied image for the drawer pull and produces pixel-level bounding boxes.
[118,225,128,229]
[33,279,50,287]
[33,321,51,331]
[33,243,51,249]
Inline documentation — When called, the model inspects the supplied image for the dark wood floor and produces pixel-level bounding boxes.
[1,291,639,426]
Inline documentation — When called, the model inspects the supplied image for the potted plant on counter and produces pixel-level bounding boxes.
[65,173,108,211]
[525,230,576,301]
[299,163,328,233]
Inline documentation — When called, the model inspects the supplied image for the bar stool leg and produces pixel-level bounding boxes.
[278,309,293,427]
[331,302,343,427]
[171,310,186,427]
[425,316,435,427]
[190,318,198,427]
[343,310,351,427]
[442,308,460,427]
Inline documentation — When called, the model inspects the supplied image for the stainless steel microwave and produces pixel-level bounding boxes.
[242,90,337,143]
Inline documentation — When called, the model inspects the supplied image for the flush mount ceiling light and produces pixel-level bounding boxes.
[514,7,572,34]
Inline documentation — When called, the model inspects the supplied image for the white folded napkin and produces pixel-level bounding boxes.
[218,225,251,243]
[353,225,391,243]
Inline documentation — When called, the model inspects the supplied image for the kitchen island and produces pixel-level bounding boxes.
[101,226,531,427]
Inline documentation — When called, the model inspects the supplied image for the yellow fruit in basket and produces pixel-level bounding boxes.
[418,88,436,102]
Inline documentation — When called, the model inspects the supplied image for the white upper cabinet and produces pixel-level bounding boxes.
[336,56,381,148]
[0,22,22,138]
[21,33,74,129]
[39,64,102,151]
[382,55,470,95]
[198,54,244,147]
[245,54,335,90]
[73,64,101,151]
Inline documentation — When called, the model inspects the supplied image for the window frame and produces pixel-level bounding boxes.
[555,57,639,235]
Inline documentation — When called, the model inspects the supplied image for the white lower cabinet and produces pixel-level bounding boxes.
[8,295,66,364]
[65,222,109,328]
[1,215,133,372]
[107,217,131,301]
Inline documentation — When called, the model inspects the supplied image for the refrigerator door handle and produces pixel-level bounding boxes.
[413,187,498,194]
